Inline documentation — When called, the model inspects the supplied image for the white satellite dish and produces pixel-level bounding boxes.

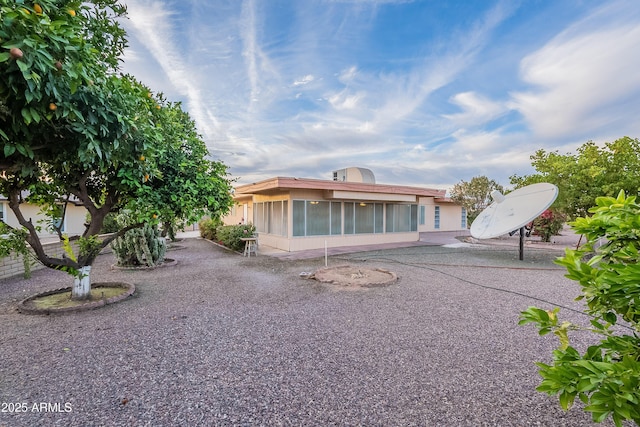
[470,183,559,260]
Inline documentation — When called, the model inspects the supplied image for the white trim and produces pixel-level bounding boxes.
[324,190,416,202]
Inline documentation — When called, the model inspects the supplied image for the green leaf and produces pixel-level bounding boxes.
[590,410,611,423]
[30,108,41,123]
[4,144,16,157]
[17,59,29,72]
[94,142,103,159]
[603,311,617,325]
[21,107,32,124]
[62,235,77,262]
[590,319,605,330]
[16,144,29,157]
[559,390,576,410]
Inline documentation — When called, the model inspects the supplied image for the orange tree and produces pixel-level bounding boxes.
[510,137,640,220]
[519,192,640,426]
[134,98,234,241]
[450,175,504,225]
[0,0,233,299]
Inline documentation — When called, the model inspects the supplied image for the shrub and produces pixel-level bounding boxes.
[100,212,120,234]
[198,217,222,240]
[161,219,179,241]
[532,209,565,242]
[519,191,640,426]
[215,223,256,251]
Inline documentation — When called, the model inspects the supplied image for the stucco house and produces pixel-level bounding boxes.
[0,195,87,239]
[224,168,466,252]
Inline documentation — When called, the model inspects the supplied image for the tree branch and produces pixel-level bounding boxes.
[100,222,144,248]
[6,188,77,270]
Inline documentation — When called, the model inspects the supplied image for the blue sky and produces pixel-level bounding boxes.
[119,0,640,189]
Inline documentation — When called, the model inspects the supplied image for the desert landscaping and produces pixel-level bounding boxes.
[0,233,621,426]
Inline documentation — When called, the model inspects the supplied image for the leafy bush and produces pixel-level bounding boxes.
[100,212,120,234]
[215,224,256,251]
[198,217,223,240]
[519,191,640,426]
[532,209,565,242]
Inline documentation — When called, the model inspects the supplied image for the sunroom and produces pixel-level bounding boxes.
[224,176,465,253]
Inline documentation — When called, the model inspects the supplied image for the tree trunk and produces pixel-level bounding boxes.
[72,266,92,300]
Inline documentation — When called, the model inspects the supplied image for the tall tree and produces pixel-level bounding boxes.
[133,98,234,240]
[510,137,640,219]
[450,175,504,225]
[0,0,233,299]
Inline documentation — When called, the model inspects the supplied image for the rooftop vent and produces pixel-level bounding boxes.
[332,167,375,184]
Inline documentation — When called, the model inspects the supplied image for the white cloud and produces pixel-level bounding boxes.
[328,0,415,3]
[119,1,640,189]
[122,0,225,141]
[510,0,640,139]
[240,0,259,105]
[118,0,520,187]
[239,0,282,108]
[338,66,358,83]
[389,128,538,188]
[293,75,315,86]
[443,92,507,127]
[328,89,364,110]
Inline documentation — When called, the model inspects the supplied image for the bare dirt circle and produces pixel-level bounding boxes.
[17,282,135,315]
[311,265,397,288]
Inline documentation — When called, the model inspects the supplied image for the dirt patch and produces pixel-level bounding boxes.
[18,282,135,314]
[311,265,397,288]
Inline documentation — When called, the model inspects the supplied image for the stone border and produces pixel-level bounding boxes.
[17,282,135,315]
[110,258,177,271]
[202,239,244,255]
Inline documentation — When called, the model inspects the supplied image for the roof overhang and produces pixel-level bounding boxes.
[435,197,456,204]
[234,177,446,200]
[324,190,416,202]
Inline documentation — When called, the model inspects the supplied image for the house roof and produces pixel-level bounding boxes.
[235,176,452,202]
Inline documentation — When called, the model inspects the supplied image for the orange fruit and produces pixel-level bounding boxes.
[49,103,57,111]
[139,155,145,161]
[34,4,42,13]
[155,105,161,110]
[144,174,150,182]
[68,9,75,17]
[9,47,23,59]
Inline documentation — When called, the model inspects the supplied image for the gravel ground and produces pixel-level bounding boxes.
[0,237,625,426]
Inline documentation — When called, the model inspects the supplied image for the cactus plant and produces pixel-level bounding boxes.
[111,223,166,267]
